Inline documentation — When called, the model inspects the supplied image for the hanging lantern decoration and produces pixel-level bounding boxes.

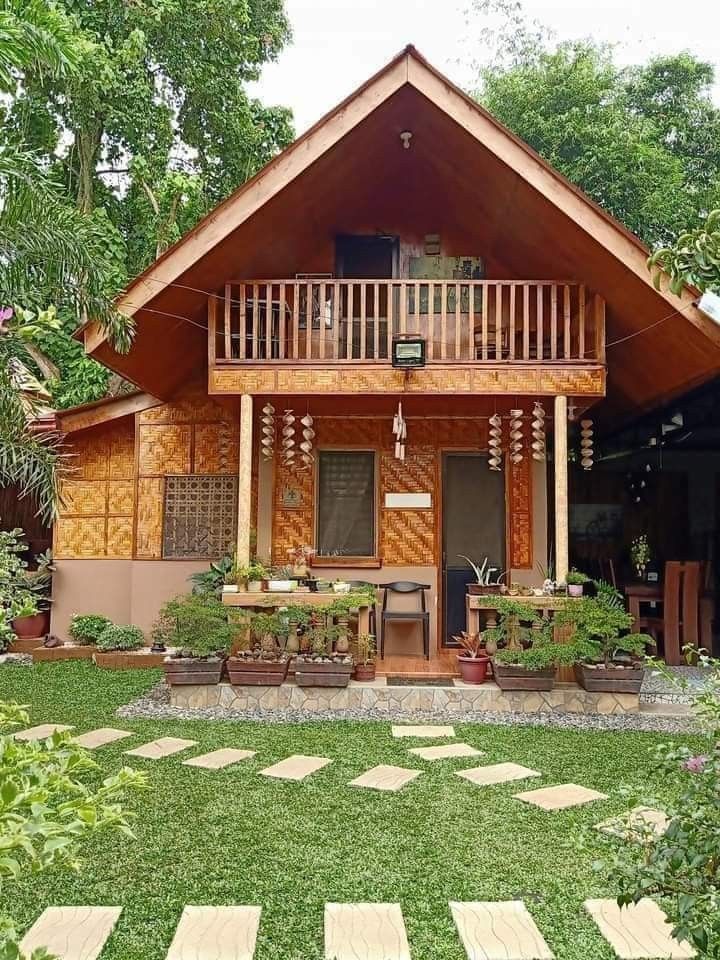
[488,413,503,470]
[260,403,276,460]
[509,408,524,464]
[299,413,315,470]
[281,410,296,467]
[531,401,546,461]
[392,401,407,461]
[580,419,594,470]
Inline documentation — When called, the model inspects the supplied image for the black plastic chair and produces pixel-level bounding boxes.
[346,580,378,637]
[379,581,430,660]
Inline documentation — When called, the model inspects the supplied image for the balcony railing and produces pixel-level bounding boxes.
[209,280,605,365]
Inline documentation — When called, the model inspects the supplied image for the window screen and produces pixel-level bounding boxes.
[317,451,375,557]
[162,475,238,559]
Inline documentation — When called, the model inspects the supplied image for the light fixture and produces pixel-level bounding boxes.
[392,336,426,368]
[400,130,413,150]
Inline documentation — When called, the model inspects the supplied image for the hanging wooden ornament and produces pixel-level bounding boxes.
[580,419,594,470]
[488,413,503,470]
[531,401,546,461]
[281,410,296,467]
[260,403,276,460]
[509,408,524,464]
[392,401,407,461]
[299,413,315,470]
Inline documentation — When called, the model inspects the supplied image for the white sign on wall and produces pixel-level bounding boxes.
[384,492,432,509]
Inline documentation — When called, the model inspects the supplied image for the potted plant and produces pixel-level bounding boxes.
[287,545,315,579]
[487,599,577,691]
[295,621,353,687]
[266,565,296,592]
[96,624,145,653]
[246,561,269,593]
[227,611,290,685]
[69,614,111,646]
[190,555,235,598]
[155,593,233,685]
[332,579,351,594]
[452,631,491,684]
[556,584,653,693]
[460,555,506,595]
[354,633,377,681]
[630,534,651,581]
[0,529,47,647]
[566,569,590,597]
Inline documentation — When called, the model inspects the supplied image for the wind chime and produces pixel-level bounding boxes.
[488,413,503,470]
[580,419,594,470]
[281,409,296,467]
[531,401,546,461]
[260,403,276,460]
[509,408,524,464]
[392,401,407,461]
[299,413,315,470]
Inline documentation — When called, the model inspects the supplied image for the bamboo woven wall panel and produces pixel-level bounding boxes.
[277,369,341,393]
[272,455,314,562]
[107,480,135,516]
[106,517,133,558]
[317,418,382,447]
[135,477,164,558]
[194,422,240,474]
[60,480,107,517]
[380,508,435,565]
[211,368,277,394]
[381,446,436,495]
[107,429,136,479]
[138,424,192,476]
[509,445,533,569]
[139,384,234,423]
[55,518,106,559]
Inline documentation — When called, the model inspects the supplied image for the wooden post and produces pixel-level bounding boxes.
[554,394,569,584]
[237,394,253,566]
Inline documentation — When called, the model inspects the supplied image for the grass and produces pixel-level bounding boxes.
[0,661,701,960]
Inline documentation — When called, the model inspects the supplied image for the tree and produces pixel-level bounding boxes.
[648,208,720,294]
[0,701,145,959]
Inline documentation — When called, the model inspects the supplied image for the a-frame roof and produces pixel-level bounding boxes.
[83,45,720,418]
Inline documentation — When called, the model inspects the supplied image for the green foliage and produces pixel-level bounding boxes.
[155,593,233,658]
[487,598,580,671]
[69,614,111,646]
[494,636,577,671]
[565,569,589,586]
[648,208,720,295]
[555,595,650,666]
[96,623,144,653]
[356,633,376,665]
[189,556,235,598]
[0,528,38,651]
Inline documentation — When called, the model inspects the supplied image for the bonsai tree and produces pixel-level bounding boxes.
[235,560,270,589]
[452,631,487,659]
[493,626,579,672]
[155,593,234,659]
[355,633,376,665]
[69,613,112,646]
[565,569,590,586]
[97,624,145,652]
[555,587,653,667]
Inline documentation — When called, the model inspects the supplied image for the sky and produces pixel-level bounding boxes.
[248,0,720,133]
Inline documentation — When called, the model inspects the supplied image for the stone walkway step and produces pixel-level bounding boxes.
[349,764,422,792]
[125,737,198,760]
[260,754,332,781]
[450,900,554,960]
[20,906,122,960]
[72,728,133,749]
[391,724,455,738]
[14,723,73,741]
[183,748,257,770]
[325,902,411,960]
[456,763,541,788]
[514,784,608,811]
[594,806,669,841]
[584,898,696,958]
[166,905,261,960]
[409,742,482,761]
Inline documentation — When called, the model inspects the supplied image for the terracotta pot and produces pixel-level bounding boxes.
[575,662,644,693]
[457,654,490,684]
[354,662,376,681]
[12,611,49,639]
[295,659,354,687]
[163,657,224,685]
[493,660,555,691]
[227,657,289,686]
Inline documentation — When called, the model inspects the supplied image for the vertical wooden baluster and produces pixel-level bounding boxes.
[318,282,326,360]
[563,284,571,359]
[292,282,299,360]
[251,284,259,360]
[373,282,380,360]
[333,282,340,360]
[509,284,516,360]
[386,283,394,360]
[238,283,246,360]
[495,283,503,360]
[550,284,558,360]
[265,283,271,359]
[595,293,606,363]
[346,283,354,359]
[400,282,407,337]
[523,284,530,360]
[305,282,312,360]
[427,283,435,360]
[536,285,544,361]
[452,282,460,360]
[578,284,586,359]
[360,283,367,359]
[467,284,474,360]
[224,283,232,360]
[208,294,217,365]
[481,283,488,360]
[440,282,447,360]
[279,282,286,360]
[414,282,420,345]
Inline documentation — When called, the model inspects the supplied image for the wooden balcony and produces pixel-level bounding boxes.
[210,280,605,365]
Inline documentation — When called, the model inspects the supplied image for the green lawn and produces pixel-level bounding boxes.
[0,662,700,960]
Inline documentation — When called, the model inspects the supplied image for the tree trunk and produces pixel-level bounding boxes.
[75,121,103,215]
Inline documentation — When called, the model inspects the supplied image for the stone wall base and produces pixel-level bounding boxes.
[170,679,639,715]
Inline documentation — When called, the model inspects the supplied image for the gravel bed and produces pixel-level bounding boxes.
[117,682,700,734]
[0,652,33,667]
[640,665,715,702]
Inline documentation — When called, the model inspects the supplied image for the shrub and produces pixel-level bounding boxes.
[69,613,112,646]
[154,593,234,658]
[0,527,39,651]
[96,624,145,652]
[555,591,651,666]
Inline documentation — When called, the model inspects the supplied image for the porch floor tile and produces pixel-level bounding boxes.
[456,762,541,787]
[20,906,122,960]
[409,743,483,761]
[14,723,73,741]
[391,724,455,738]
[324,902,411,960]
[183,748,256,770]
[514,784,608,810]
[125,737,198,760]
[450,900,554,960]
[71,728,133,749]
[259,754,332,781]
[349,764,422,792]
[595,806,670,841]
[165,905,261,960]
[584,898,696,958]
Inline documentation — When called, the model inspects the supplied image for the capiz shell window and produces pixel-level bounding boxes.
[316,451,376,557]
[162,475,238,559]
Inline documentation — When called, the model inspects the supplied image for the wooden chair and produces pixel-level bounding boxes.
[379,582,430,660]
[639,561,703,665]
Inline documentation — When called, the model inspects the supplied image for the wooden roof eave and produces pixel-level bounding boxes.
[55,391,161,434]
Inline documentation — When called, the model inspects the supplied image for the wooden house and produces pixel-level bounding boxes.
[51,47,720,667]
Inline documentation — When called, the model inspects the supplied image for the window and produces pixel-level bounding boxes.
[316,451,376,557]
[162,475,237,559]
